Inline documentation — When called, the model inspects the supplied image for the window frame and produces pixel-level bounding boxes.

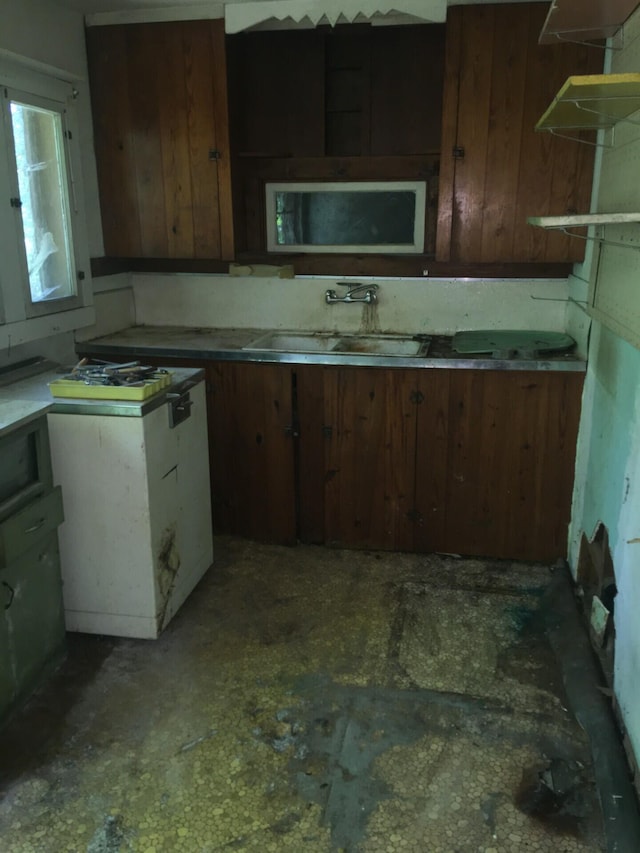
[0,56,92,337]
[265,180,427,255]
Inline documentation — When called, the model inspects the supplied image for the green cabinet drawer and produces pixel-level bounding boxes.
[0,487,64,568]
[1,532,66,721]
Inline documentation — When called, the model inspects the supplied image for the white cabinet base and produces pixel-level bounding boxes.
[47,381,213,639]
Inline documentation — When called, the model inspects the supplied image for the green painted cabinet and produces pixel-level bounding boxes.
[0,417,66,727]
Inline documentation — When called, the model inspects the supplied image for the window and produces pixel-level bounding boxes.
[10,99,76,304]
[265,181,427,254]
[0,57,92,339]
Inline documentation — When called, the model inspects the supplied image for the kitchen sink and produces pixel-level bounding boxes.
[243,331,430,357]
[243,332,342,353]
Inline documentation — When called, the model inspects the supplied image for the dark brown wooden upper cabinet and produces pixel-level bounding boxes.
[436,2,602,265]
[227,29,326,157]
[86,20,234,260]
[227,24,445,159]
[369,25,445,156]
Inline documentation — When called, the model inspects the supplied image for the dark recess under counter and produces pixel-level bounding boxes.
[77,333,584,561]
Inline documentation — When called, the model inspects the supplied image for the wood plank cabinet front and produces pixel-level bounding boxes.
[416,369,584,561]
[87,20,234,260]
[206,362,582,561]
[297,366,420,551]
[207,361,297,544]
[437,2,601,264]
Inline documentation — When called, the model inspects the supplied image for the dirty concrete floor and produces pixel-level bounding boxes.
[0,538,608,852]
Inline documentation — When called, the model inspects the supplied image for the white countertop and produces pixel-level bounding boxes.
[0,398,52,438]
[0,361,205,418]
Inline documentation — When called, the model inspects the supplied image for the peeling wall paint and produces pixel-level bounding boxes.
[568,5,640,771]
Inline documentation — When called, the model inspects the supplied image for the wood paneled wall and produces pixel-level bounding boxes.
[87,20,234,259]
[437,2,601,264]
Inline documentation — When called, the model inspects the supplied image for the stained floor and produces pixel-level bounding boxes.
[0,538,609,852]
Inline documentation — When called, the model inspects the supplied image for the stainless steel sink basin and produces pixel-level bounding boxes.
[333,335,427,356]
[243,332,342,353]
[243,331,430,357]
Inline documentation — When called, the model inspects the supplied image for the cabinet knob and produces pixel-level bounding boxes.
[209,149,221,161]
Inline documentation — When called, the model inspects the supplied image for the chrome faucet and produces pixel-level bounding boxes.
[325,282,379,305]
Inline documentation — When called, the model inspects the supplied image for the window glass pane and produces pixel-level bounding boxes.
[275,190,417,246]
[10,101,76,303]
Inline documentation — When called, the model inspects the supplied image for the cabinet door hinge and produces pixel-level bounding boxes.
[453,146,465,159]
[209,149,221,161]
[284,425,299,438]
[410,390,424,405]
[10,197,22,209]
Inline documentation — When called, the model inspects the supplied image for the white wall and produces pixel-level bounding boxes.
[0,0,133,367]
[132,273,570,333]
[568,7,640,770]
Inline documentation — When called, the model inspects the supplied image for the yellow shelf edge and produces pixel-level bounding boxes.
[536,73,640,131]
[528,213,640,229]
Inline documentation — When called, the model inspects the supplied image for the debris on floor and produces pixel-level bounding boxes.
[0,538,613,851]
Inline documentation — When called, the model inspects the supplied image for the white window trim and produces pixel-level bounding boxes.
[265,180,427,254]
[0,56,94,349]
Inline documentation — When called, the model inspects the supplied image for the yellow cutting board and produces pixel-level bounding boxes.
[49,373,171,401]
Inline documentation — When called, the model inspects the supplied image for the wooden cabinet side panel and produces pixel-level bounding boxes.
[323,367,417,551]
[445,370,583,561]
[86,26,142,257]
[208,362,296,543]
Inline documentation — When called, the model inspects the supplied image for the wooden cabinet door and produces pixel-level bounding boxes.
[437,2,600,264]
[442,370,583,561]
[413,370,452,553]
[298,366,418,551]
[207,362,296,544]
[227,29,325,158]
[87,20,233,260]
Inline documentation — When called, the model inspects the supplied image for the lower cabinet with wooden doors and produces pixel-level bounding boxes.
[207,361,583,562]
[207,361,297,544]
